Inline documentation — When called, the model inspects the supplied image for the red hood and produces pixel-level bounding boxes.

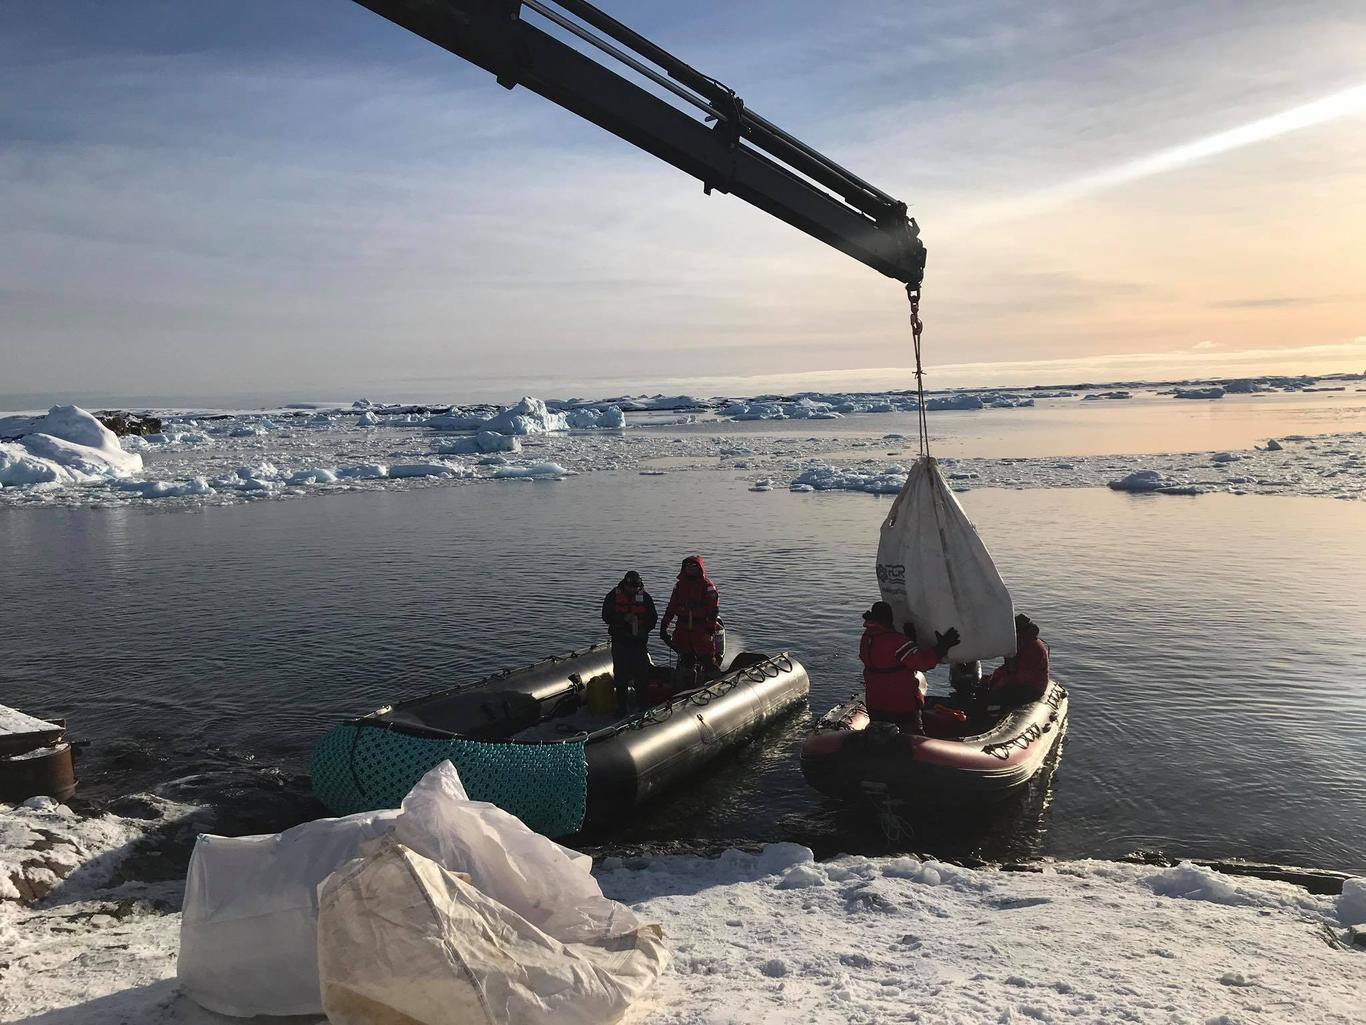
[679,554,711,582]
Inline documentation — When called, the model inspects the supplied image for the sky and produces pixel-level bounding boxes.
[2,0,1365,406]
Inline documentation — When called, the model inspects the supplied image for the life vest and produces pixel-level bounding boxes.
[614,587,650,621]
[860,623,935,716]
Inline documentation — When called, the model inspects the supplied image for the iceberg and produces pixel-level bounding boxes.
[565,405,626,429]
[482,397,569,435]
[609,394,708,411]
[1108,470,1166,492]
[0,405,143,487]
[926,393,984,411]
[436,431,522,455]
[425,397,568,436]
[424,410,492,432]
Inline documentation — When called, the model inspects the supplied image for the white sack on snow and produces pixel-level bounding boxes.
[177,762,665,1022]
[319,837,667,1025]
[876,455,1016,662]
[177,807,399,1017]
[318,761,668,1025]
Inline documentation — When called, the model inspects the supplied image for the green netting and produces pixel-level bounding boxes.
[309,723,588,837]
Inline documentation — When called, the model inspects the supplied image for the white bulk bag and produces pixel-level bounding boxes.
[876,455,1016,662]
[318,837,667,1025]
[318,761,668,1025]
[392,760,644,947]
[177,807,399,1017]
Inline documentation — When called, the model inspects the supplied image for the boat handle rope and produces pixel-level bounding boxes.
[980,685,1067,758]
[981,721,1048,759]
[608,652,797,736]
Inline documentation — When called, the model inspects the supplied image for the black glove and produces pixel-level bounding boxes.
[659,625,671,643]
[934,627,961,657]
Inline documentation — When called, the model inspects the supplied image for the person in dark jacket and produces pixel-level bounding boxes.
[601,570,658,712]
[983,613,1050,705]
[859,601,960,731]
[660,555,720,678]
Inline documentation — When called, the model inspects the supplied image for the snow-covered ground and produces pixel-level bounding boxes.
[2,798,1362,1024]
[2,388,1366,508]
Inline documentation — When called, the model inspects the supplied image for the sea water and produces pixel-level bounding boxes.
[4,410,1365,869]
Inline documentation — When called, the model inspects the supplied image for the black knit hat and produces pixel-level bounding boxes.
[862,601,894,626]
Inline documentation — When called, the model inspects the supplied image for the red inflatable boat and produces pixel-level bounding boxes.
[800,679,1068,806]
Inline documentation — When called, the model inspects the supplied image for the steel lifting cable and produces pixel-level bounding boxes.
[907,284,931,457]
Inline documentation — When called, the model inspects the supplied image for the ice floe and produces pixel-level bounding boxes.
[492,462,571,479]
[2,397,1364,509]
[791,464,910,494]
[1107,470,1210,496]
[387,461,469,479]
[721,398,845,420]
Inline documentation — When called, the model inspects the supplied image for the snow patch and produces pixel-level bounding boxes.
[1337,877,1366,926]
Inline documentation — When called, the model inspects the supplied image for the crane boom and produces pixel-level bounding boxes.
[351,0,926,287]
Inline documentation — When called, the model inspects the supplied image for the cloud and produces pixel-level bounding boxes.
[1210,296,1355,310]
[1013,82,1366,213]
[1192,340,1217,350]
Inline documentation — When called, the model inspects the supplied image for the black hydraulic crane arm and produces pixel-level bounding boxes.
[350,0,927,287]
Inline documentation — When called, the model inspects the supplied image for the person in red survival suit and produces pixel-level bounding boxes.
[983,613,1051,705]
[859,601,960,732]
[660,555,720,679]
